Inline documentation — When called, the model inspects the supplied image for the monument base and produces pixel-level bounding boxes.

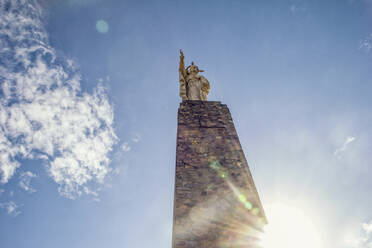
[172,100,266,248]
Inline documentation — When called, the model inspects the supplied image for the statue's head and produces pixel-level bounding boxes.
[188,62,199,75]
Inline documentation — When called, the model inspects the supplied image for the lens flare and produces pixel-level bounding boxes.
[209,160,262,214]
[173,159,266,247]
[96,19,109,33]
[260,203,323,248]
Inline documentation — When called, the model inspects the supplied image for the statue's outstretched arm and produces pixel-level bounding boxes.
[179,50,188,100]
[179,49,186,77]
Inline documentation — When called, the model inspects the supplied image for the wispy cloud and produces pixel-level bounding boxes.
[363,221,372,235]
[19,171,37,193]
[121,142,131,152]
[0,201,21,217]
[289,4,307,13]
[348,220,372,248]
[334,136,355,158]
[289,1,307,14]
[360,34,372,52]
[132,133,141,143]
[0,0,118,199]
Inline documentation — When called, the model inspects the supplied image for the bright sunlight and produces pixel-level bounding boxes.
[260,203,323,248]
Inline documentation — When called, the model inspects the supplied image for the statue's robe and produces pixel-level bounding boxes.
[182,74,210,101]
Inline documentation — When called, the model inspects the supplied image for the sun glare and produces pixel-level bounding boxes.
[260,203,323,248]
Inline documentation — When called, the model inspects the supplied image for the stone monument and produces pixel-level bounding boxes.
[172,51,267,248]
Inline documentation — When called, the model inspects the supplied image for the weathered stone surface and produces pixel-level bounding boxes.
[172,100,266,248]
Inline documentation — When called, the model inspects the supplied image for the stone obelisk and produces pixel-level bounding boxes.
[172,51,267,248]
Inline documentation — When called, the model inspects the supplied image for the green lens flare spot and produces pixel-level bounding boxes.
[252,207,260,215]
[218,171,227,178]
[96,19,109,33]
[238,194,247,203]
[209,161,220,169]
[245,201,253,210]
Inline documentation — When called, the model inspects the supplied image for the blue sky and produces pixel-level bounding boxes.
[1,0,372,247]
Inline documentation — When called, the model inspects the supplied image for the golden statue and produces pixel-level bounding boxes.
[179,50,210,101]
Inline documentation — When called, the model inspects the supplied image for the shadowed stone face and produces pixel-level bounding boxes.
[172,100,266,248]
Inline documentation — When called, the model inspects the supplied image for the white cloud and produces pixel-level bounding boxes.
[348,220,372,248]
[0,201,21,217]
[334,136,355,158]
[360,36,372,51]
[360,34,372,52]
[289,2,307,13]
[0,0,118,199]
[19,171,37,193]
[132,133,141,143]
[290,5,298,12]
[363,221,372,235]
[121,142,131,152]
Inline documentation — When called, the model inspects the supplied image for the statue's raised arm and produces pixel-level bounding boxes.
[179,50,188,100]
[179,50,186,78]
